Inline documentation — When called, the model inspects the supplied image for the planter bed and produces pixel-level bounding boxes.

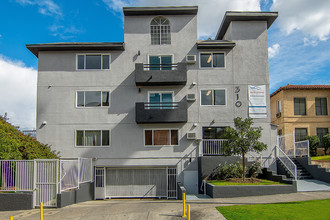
[206,181,297,198]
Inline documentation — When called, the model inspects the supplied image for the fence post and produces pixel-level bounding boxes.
[78,158,80,186]
[33,160,37,208]
[182,192,186,217]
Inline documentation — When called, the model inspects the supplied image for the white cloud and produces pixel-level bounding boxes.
[271,0,330,43]
[0,55,37,129]
[49,24,84,40]
[15,0,62,16]
[268,43,280,58]
[102,0,261,38]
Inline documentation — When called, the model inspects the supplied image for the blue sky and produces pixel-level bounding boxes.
[0,0,329,129]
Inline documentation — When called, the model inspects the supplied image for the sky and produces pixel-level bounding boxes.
[0,0,329,129]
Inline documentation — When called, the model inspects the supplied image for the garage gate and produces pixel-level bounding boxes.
[95,167,177,199]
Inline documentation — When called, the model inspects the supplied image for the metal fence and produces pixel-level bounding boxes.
[278,133,310,157]
[0,158,93,207]
[202,139,227,155]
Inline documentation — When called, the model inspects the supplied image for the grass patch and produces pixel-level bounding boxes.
[312,155,330,162]
[208,179,284,186]
[217,199,330,220]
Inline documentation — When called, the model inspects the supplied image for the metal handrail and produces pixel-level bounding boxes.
[143,102,180,109]
[276,146,297,180]
[143,63,178,70]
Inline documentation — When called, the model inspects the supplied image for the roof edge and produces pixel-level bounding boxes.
[216,11,278,40]
[26,42,125,58]
[270,85,330,97]
[123,6,198,16]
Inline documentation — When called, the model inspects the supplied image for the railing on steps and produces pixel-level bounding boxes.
[276,146,297,180]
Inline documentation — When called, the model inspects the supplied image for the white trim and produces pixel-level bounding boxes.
[143,128,180,147]
[199,52,226,69]
[75,90,110,108]
[76,53,111,71]
[200,89,227,106]
[75,129,111,148]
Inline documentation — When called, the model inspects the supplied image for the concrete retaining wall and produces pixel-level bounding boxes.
[177,182,186,200]
[57,182,94,208]
[296,157,330,183]
[0,192,33,211]
[206,182,297,198]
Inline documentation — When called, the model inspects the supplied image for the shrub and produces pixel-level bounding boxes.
[306,136,319,157]
[322,134,330,155]
[246,160,262,178]
[211,162,243,180]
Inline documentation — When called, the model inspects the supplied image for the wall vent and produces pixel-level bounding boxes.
[186,94,196,102]
[187,132,196,140]
[186,55,196,64]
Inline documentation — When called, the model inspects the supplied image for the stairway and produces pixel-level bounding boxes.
[291,158,313,180]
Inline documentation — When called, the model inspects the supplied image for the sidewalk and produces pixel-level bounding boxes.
[0,191,329,220]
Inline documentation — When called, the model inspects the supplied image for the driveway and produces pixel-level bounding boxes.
[1,191,330,220]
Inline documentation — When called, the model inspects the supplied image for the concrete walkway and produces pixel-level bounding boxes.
[297,179,330,192]
[1,191,330,220]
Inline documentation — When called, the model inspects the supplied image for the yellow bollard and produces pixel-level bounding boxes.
[182,192,186,217]
[10,216,13,220]
[187,204,191,220]
[40,202,43,220]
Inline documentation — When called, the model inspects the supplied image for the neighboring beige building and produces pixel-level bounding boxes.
[271,85,330,142]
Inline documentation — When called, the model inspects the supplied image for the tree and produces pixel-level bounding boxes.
[322,133,330,155]
[223,117,268,181]
[305,136,320,156]
[0,115,59,159]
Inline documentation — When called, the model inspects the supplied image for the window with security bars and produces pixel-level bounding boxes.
[294,98,306,115]
[150,16,171,45]
[315,97,328,115]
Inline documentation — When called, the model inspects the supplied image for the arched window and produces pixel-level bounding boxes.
[150,16,171,45]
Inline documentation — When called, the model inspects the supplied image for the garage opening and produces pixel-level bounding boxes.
[105,167,176,199]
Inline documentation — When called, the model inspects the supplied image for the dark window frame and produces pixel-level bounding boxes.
[315,97,328,116]
[294,97,306,115]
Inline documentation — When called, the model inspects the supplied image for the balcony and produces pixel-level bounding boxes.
[135,102,187,124]
[202,139,228,156]
[135,63,187,86]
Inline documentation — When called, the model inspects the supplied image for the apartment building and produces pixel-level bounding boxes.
[271,84,330,142]
[27,6,277,199]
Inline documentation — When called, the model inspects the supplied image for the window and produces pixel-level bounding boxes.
[77,54,110,70]
[149,92,173,109]
[201,89,226,106]
[317,128,329,142]
[150,16,171,45]
[200,53,225,68]
[76,130,110,147]
[77,91,109,107]
[278,129,283,136]
[277,100,282,113]
[145,129,178,146]
[203,127,226,139]
[315,97,328,115]
[149,55,172,70]
[294,98,306,115]
[295,128,307,142]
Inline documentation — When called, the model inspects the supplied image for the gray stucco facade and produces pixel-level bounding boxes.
[27,7,278,198]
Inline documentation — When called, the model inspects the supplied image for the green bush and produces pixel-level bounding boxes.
[246,160,262,178]
[0,115,59,159]
[211,162,243,180]
[306,135,320,157]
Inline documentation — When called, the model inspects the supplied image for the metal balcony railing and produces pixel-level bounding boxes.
[202,139,228,156]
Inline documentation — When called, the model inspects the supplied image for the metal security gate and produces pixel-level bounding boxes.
[34,160,58,207]
[106,168,168,198]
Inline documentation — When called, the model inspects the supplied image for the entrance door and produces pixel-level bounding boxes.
[95,167,105,199]
[184,170,198,194]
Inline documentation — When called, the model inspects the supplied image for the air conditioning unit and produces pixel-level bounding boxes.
[276,112,281,118]
[186,55,196,64]
[187,132,196,140]
[186,94,196,102]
